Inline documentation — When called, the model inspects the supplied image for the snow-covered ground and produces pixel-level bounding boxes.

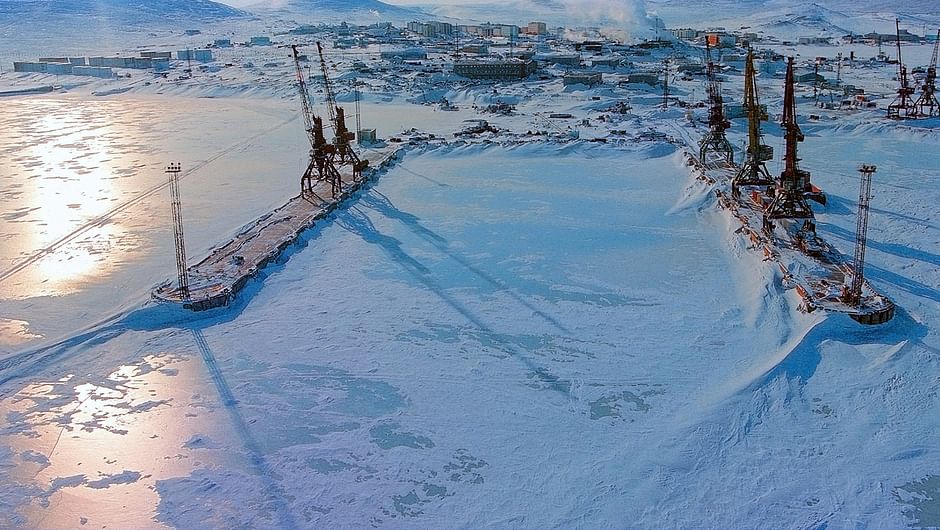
[1,2,940,528]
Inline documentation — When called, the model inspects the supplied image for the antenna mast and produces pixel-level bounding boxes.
[166,163,189,299]
[844,165,875,306]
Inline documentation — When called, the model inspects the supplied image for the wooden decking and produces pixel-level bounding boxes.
[153,146,402,311]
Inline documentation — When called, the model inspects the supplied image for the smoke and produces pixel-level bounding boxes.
[553,0,660,42]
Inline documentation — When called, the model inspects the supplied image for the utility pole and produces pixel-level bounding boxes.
[354,80,362,141]
[813,60,819,104]
[662,58,669,109]
[166,163,189,299]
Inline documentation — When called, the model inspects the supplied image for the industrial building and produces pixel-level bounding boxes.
[626,73,660,85]
[38,57,86,65]
[454,59,537,80]
[798,36,832,45]
[671,28,699,40]
[250,36,272,46]
[795,70,827,84]
[591,56,622,68]
[459,23,520,38]
[527,22,548,35]
[855,28,920,44]
[89,56,162,69]
[407,21,454,37]
[381,47,428,61]
[460,44,490,55]
[141,51,172,59]
[575,41,604,53]
[14,61,113,78]
[705,32,737,47]
[176,49,214,62]
[534,53,580,66]
[563,72,603,87]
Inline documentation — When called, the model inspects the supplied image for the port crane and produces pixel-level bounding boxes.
[887,18,917,119]
[732,48,773,193]
[764,57,815,228]
[290,45,343,197]
[316,41,368,178]
[699,42,734,165]
[915,29,940,117]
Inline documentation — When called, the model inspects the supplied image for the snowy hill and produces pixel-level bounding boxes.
[642,0,940,39]
[0,0,248,25]
[0,0,250,60]
[244,0,422,23]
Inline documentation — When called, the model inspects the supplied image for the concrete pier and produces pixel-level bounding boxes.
[152,146,402,311]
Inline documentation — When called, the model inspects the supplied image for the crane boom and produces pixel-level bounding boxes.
[915,28,940,117]
[699,41,734,164]
[316,41,338,126]
[888,18,918,118]
[932,29,940,69]
[733,48,773,189]
[290,45,317,148]
[895,18,904,82]
[314,41,368,178]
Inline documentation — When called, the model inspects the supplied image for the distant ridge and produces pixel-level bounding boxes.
[245,0,422,23]
[0,0,248,27]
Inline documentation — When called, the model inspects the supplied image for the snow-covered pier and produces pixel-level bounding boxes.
[152,146,403,311]
[685,153,896,325]
[714,183,895,324]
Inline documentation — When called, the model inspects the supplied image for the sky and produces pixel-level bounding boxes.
[219,0,446,5]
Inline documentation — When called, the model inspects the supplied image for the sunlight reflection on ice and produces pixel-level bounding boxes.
[0,318,43,346]
[0,353,230,529]
[0,99,126,299]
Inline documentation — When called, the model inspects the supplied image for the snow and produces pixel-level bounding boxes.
[0,1,939,528]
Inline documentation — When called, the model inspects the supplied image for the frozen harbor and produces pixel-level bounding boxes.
[1,138,937,528]
[1,0,940,527]
[0,143,802,527]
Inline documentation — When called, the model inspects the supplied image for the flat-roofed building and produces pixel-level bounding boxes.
[527,22,547,35]
[454,59,537,80]
[563,72,603,86]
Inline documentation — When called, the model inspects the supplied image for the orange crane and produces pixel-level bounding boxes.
[887,18,917,119]
[764,57,815,228]
[291,45,343,197]
[915,29,940,117]
[315,41,368,178]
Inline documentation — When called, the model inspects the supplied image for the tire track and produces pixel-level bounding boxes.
[0,114,298,285]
